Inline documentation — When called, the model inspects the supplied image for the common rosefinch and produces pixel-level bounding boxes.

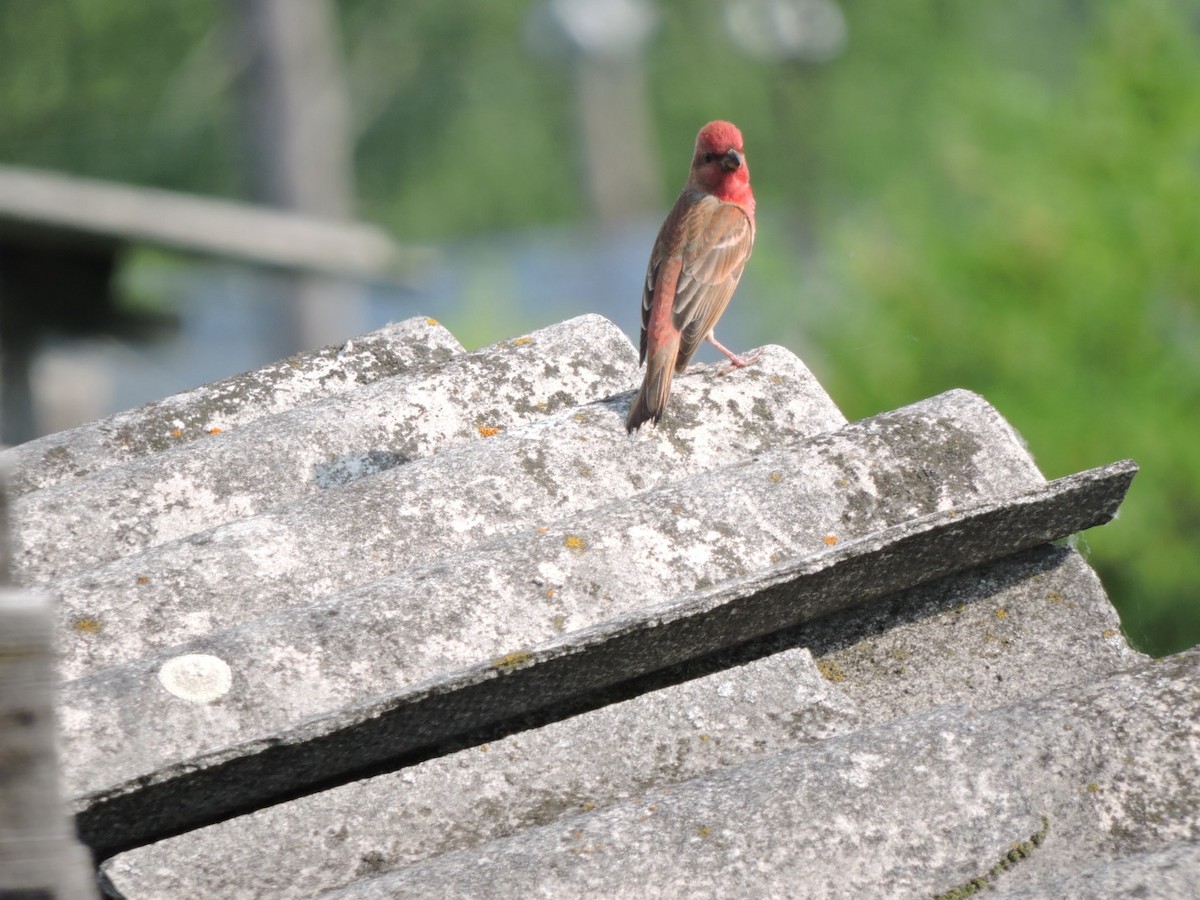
[626,120,758,432]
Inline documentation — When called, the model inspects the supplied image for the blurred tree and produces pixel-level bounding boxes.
[341,0,584,237]
[0,1,235,193]
[525,0,663,223]
[232,0,364,351]
[770,0,1200,654]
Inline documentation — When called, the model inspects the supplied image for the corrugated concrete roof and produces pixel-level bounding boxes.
[3,313,1194,898]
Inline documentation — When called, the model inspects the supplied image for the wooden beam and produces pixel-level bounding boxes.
[0,164,426,279]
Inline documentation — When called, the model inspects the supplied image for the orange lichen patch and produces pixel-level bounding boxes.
[546,589,557,599]
[72,616,103,635]
[425,317,439,326]
[170,428,183,438]
[136,575,150,586]
[536,527,549,534]
[477,424,500,438]
[491,650,535,671]
[564,534,586,552]
[512,336,533,346]
[822,534,839,546]
[817,659,846,683]
[207,427,222,435]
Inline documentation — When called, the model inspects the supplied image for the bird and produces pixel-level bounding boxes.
[626,120,758,433]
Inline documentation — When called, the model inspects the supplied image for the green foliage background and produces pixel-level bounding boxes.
[796,1,1200,656]
[1,0,1196,653]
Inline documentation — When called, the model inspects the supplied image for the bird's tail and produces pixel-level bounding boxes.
[626,338,679,432]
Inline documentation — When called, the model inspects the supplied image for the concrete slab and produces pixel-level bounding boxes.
[70,456,1134,855]
[100,647,857,899]
[0,307,1161,896]
[12,314,638,582]
[726,542,1146,726]
[315,647,1200,899]
[61,389,1041,793]
[992,840,1200,899]
[50,345,845,680]
[98,545,1141,899]
[0,316,463,496]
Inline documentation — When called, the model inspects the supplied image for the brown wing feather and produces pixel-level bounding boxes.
[639,192,754,367]
[639,258,656,365]
[669,202,754,369]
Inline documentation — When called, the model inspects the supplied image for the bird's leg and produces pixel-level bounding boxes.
[707,331,762,374]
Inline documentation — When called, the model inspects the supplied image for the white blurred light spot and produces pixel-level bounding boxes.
[725,0,847,63]
[531,0,659,59]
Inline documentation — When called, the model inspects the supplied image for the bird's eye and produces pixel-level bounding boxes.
[703,152,715,163]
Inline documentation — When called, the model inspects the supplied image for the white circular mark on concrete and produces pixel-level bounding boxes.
[157,654,232,703]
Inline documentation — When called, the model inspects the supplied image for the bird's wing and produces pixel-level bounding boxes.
[669,200,754,369]
[641,194,754,367]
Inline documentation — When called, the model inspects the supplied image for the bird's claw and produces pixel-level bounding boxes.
[717,348,762,375]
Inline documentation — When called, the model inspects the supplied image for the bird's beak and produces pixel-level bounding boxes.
[720,149,744,172]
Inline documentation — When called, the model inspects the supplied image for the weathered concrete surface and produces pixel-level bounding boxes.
[0,317,463,498]
[736,543,1146,726]
[49,346,845,680]
[98,545,1140,900]
[0,304,1160,897]
[60,389,1042,791]
[315,648,1200,900]
[12,314,637,582]
[70,459,1134,855]
[993,840,1200,899]
[100,648,857,899]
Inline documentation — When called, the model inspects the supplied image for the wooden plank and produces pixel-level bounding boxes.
[0,164,426,278]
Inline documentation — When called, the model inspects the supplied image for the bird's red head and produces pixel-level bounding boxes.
[689,120,753,209]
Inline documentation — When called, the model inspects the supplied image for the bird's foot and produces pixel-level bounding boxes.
[707,333,762,375]
[716,347,762,375]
